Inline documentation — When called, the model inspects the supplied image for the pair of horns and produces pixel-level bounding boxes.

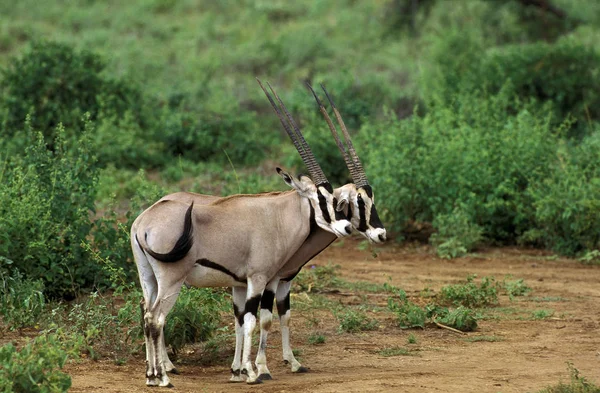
[257,78,329,186]
[306,82,369,188]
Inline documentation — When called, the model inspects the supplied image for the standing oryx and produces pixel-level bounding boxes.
[151,82,387,383]
[131,80,353,387]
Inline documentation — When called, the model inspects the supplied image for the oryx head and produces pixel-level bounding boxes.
[257,79,353,238]
[307,83,387,244]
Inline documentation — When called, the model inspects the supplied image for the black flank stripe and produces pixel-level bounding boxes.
[196,258,246,283]
[261,290,275,311]
[317,190,332,224]
[276,292,291,317]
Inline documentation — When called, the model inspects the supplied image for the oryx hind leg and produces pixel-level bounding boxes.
[143,277,186,388]
[255,279,279,381]
[240,277,268,384]
[277,281,308,373]
[230,286,246,382]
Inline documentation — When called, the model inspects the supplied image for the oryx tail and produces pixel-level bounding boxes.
[138,202,195,263]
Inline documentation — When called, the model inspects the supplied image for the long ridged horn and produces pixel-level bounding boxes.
[256,78,329,186]
[305,82,356,175]
[320,84,369,187]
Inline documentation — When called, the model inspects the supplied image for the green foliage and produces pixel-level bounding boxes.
[503,276,532,300]
[307,333,326,345]
[0,121,100,299]
[0,266,45,330]
[0,334,73,393]
[294,263,342,293]
[335,308,378,333]
[579,250,600,265]
[430,205,483,259]
[437,275,498,308]
[433,306,478,332]
[164,287,229,355]
[387,297,427,329]
[531,309,555,320]
[538,362,600,393]
[378,346,412,357]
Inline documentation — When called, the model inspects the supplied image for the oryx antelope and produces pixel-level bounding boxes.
[151,82,387,383]
[132,80,353,387]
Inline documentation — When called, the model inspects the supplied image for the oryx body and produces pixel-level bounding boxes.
[145,82,387,383]
[132,81,353,387]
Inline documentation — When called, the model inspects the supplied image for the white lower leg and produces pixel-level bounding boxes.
[280,311,303,372]
[230,319,245,382]
[242,313,258,383]
[255,309,272,378]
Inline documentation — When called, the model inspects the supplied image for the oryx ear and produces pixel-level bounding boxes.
[336,197,349,212]
[276,167,294,187]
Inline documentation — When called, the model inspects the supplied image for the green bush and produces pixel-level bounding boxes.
[335,308,378,333]
[164,287,229,356]
[387,298,427,329]
[437,275,498,308]
[0,266,45,330]
[430,205,483,259]
[433,306,478,332]
[361,88,558,243]
[0,41,148,147]
[0,334,73,393]
[0,121,99,299]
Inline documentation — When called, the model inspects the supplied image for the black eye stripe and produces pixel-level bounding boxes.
[369,203,384,229]
[357,196,368,232]
[317,190,332,224]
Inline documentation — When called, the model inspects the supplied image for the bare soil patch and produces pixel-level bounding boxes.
[68,240,600,392]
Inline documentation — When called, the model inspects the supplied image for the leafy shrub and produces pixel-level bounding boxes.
[0,40,148,148]
[0,121,100,299]
[433,306,478,332]
[294,263,342,293]
[0,266,45,330]
[164,287,229,356]
[0,334,73,393]
[538,362,600,393]
[503,276,532,300]
[430,205,483,259]
[361,87,558,244]
[387,298,427,329]
[335,308,378,333]
[437,275,498,308]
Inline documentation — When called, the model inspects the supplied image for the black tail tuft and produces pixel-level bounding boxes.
[146,202,194,263]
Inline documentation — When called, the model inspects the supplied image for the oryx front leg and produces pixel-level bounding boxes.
[241,277,267,384]
[255,280,280,381]
[230,286,246,382]
[277,281,308,373]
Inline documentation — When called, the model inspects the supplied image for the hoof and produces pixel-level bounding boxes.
[294,366,309,373]
[166,383,175,388]
[169,368,180,375]
[247,378,263,385]
[257,373,273,381]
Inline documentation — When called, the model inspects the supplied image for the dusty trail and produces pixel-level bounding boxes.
[68,240,600,392]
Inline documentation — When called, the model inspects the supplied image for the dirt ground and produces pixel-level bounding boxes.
[68,239,600,393]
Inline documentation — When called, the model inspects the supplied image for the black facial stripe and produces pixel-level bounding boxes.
[276,292,291,317]
[196,258,246,283]
[317,189,332,224]
[357,196,368,232]
[309,203,318,236]
[369,203,384,229]
[261,290,275,311]
[363,185,373,199]
[333,197,347,221]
